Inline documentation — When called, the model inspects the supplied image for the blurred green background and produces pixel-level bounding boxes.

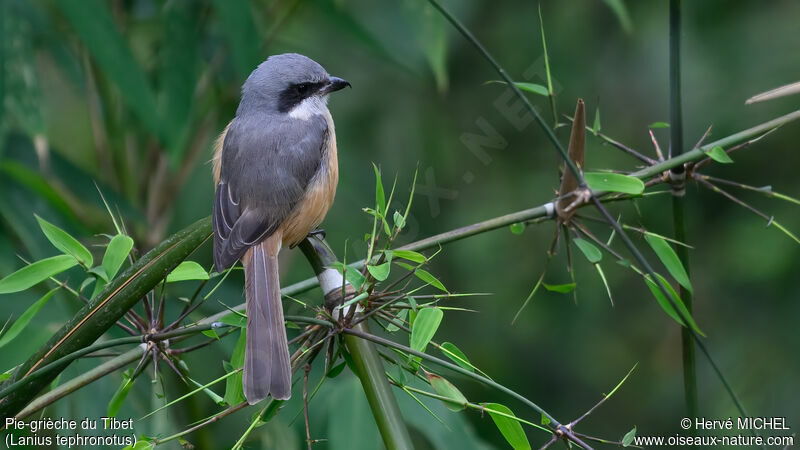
[1,0,798,448]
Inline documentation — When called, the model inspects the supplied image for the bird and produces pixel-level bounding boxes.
[212,53,349,403]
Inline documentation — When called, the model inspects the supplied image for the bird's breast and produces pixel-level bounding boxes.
[279,111,338,246]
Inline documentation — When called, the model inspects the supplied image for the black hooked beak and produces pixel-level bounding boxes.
[323,76,351,94]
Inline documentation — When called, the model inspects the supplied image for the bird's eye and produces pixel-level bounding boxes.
[296,83,311,95]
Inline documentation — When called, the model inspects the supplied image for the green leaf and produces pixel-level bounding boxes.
[488,80,548,96]
[0,255,78,294]
[0,366,16,382]
[386,308,408,333]
[187,376,225,405]
[202,329,219,340]
[329,262,367,290]
[485,403,531,450]
[622,426,637,446]
[35,215,92,267]
[403,2,449,91]
[373,163,386,216]
[393,210,406,230]
[542,282,575,294]
[509,223,525,235]
[0,288,59,347]
[644,234,692,293]
[386,250,426,263]
[326,361,347,379]
[102,235,134,280]
[219,313,247,328]
[89,266,109,283]
[415,269,447,292]
[425,371,468,411]
[107,370,134,417]
[56,0,163,141]
[584,172,645,195]
[366,262,391,282]
[704,145,734,164]
[440,342,474,372]
[166,261,209,283]
[644,273,704,336]
[573,238,602,263]
[649,121,670,128]
[223,330,247,406]
[601,0,633,33]
[410,307,443,353]
[123,438,154,450]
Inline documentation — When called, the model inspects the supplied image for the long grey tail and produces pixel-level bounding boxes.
[243,239,292,403]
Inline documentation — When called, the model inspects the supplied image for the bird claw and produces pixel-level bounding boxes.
[563,188,592,212]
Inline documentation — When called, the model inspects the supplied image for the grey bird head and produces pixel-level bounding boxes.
[238,53,350,116]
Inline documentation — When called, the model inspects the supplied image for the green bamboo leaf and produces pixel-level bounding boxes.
[488,80,548,96]
[0,366,16,382]
[644,273,704,336]
[415,269,447,292]
[0,288,59,348]
[440,342,474,372]
[622,426,637,446]
[424,371,467,411]
[573,238,602,263]
[219,313,247,328]
[373,163,386,216]
[649,121,670,128]
[386,309,408,333]
[402,1,449,91]
[223,330,246,406]
[1,217,212,416]
[601,0,633,33]
[385,250,426,263]
[56,0,163,141]
[107,370,134,417]
[187,377,225,406]
[392,211,406,230]
[166,261,209,283]
[485,403,531,450]
[509,223,525,235]
[585,172,645,195]
[326,361,347,379]
[35,215,92,267]
[644,234,692,293]
[329,262,366,290]
[366,262,391,281]
[595,264,614,306]
[542,282,575,294]
[102,235,134,280]
[123,438,154,450]
[0,255,77,294]
[1,162,81,225]
[410,307,443,353]
[704,145,734,164]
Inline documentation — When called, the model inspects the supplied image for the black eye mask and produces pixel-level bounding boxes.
[277,81,326,113]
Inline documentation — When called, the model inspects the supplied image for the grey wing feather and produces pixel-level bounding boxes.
[213,113,328,270]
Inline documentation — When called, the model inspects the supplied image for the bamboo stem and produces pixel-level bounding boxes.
[299,235,413,450]
[669,0,698,419]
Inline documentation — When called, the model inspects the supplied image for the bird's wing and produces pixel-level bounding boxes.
[213,114,329,270]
